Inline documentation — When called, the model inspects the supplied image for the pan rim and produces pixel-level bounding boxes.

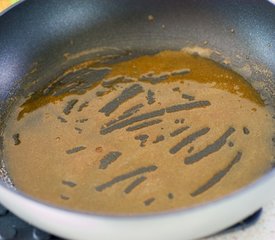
[0,167,274,240]
[0,167,275,219]
[0,0,25,17]
[0,0,275,239]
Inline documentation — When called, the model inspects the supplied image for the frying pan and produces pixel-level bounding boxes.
[0,0,275,239]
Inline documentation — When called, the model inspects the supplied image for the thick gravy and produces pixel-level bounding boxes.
[3,50,274,214]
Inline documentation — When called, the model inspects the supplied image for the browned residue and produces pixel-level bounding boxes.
[18,50,264,121]
[18,59,102,120]
[101,51,263,105]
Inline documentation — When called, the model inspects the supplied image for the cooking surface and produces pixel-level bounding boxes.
[3,51,274,214]
[1,1,275,239]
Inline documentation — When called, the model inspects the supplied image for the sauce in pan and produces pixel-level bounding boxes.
[3,50,274,214]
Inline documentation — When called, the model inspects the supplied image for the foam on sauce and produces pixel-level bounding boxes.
[3,50,274,214]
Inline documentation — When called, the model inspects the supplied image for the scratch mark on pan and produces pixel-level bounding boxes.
[184,127,236,164]
[191,151,242,196]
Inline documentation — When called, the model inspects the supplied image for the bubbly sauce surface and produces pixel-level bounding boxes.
[3,50,274,214]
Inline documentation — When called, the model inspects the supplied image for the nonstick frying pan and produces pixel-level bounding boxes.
[0,0,275,239]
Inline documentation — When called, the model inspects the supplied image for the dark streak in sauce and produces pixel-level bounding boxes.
[184,127,236,164]
[170,126,190,137]
[105,103,144,127]
[99,84,144,116]
[58,116,67,123]
[139,72,169,84]
[172,87,180,92]
[102,76,135,88]
[101,76,125,88]
[63,99,78,115]
[191,151,242,196]
[126,119,162,132]
[168,193,174,199]
[153,135,165,144]
[76,118,88,123]
[78,101,89,112]
[146,90,155,105]
[124,176,147,194]
[12,134,21,146]
[99,151,122,169]
[182,94,195,101]
[66,146,86,154]
[170,127,210,154]
[60,195,70,200]
[95,165,158,192]
[122,103,144,117]
[243,127,250,135]
[100,101,210,135]
[62,180,77,188]
[144,197,155,206]
[166,101,211,113]
[74,127,83,134]
[188,146,194,153]
[100,109,165,135]
[135,134,149,147]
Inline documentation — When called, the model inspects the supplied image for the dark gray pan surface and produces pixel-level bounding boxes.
[0,0,274,197]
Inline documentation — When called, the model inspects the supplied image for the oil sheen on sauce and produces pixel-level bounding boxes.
[3,50,274,214]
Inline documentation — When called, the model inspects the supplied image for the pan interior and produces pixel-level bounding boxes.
[1,48,274,214]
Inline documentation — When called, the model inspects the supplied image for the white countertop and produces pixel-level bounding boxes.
[206,199,275,240]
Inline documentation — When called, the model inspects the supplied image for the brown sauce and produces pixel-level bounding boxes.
[3,50,274,214]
